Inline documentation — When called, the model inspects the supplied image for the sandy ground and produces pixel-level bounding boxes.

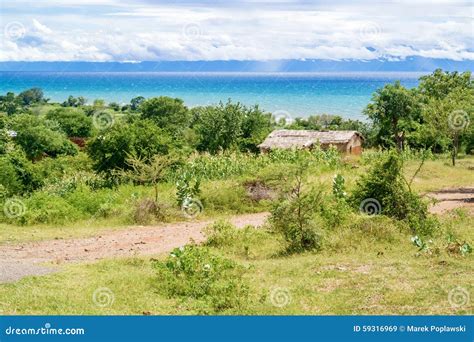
[427,187,474,214]
[0,212,269,283]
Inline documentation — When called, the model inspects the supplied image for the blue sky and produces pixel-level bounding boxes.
[0,0,473,62]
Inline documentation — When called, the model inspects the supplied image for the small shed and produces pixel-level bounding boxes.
[258,129,364,154]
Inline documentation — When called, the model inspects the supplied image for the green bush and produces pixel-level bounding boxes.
[16,191,83,225]
[350,150,438,236]
[269,163,323,253]
[9,114,78,160]
[0,148,42,195]
[153,245,249,313]
[86,120,172,174]
[45,107,92,137]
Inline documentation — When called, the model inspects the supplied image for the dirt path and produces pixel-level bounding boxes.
[0,212,269,283]
[427,187,474,214]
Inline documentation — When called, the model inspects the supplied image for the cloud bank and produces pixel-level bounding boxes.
[0,0,472,62]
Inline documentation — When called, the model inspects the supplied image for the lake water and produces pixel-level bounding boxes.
[0,72,422,120]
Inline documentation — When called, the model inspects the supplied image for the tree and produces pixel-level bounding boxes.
[238,105,272,153]
[130,96,145,111]
[86,119,173,173]
[418,69,473,165]
[422,88,474,165]
[140,96,190,133]
[9,114,78,160]
[122,154,174,203]
[62,95,78,107]
[419,69,472,101]
[194,101,244,154]
[270,161,323,253]
[364,81,421,150]
[45,107,93,137]
[17,88,45,106]
[0,147,41,195]
[0,92,20,116]
[109,102,120,112]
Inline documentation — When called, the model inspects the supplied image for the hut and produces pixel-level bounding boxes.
[258,130,364,154]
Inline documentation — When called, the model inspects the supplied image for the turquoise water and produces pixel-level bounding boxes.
[0,72,422,119]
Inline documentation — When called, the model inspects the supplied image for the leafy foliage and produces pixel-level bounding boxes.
[9,114,78,160]
[270,162,323,253]
[350,151,438,236]
[46,107,93,137]
[153,245,249,313]
[86,120,172,173]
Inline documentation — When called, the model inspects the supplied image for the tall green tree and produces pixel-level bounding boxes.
[17,88,46,106]
[140,96,190,134]
[9,114,78,160]
[46,107,93,137]
[86,119,173,173]
[418,69,473,165]
[194,101,244,154]
[364,81,421,150]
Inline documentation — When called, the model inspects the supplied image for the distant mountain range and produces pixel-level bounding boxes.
[0,57,472,72]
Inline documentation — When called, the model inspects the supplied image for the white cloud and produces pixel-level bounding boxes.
[0,1,472,62]
[32,19,53,34]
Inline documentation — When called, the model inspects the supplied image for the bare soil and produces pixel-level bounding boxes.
[427,187,474,214]
[0,212,269,283]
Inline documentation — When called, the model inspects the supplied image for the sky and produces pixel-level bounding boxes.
[0,0,473,62]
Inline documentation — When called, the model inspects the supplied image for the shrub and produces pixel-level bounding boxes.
[17,191,82,225]
[140,96,189,134]
[332,174,346,200]
[153,245,249,313]
[0,148,42,195]
[86,120,172,174]
[175,169,201,206]
[204,221,273,258]
[350,150,438,236]
[132,198,167,224]
[45,107,92,137]
[9,114,78,160]
[269,163,323,253]
[204,220,240,248]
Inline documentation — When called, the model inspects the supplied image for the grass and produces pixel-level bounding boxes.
[0,211,472,315]
[0,153,472,315]
[1,155,472,244]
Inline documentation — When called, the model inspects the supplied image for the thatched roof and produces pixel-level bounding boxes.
[258,130,363,150]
